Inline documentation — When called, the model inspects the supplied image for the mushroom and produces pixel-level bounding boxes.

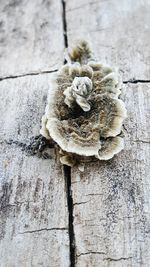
[64,76,93,112]
[40,40,127,167]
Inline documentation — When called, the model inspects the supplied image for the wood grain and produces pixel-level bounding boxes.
[0,74,69,267]
[0,0,150,266]
[71,83,150,267]
[0,0,64,78]
[66,0,150,81]
[65,4,150,263]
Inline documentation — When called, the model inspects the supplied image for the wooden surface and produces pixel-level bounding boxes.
[0,0,150,266]
[66,0,150,81]
[0,0,64,78]
[0,74,69,267]
[71,83,150,267]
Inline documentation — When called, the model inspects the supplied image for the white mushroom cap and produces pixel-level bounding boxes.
[97,136,124,160]
[46,118,101,156]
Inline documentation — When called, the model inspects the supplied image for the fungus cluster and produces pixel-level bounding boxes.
[40,41,127,167]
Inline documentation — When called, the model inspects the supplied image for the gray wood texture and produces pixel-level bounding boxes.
[0,74,69,267]
[66,0,150,81]
[71,83,150,267]
[0,0,150,266]
[65,0,150,266]
[0,0,64,78]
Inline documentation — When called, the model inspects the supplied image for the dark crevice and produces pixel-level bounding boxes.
[62,0,68,48]
[63,165,76,267]
[19,227,67,234]
[62,0,68,64]
[123,79,150,84]
[73,200,90,206]
[104,257,132,262]
[61,2,75,266]
[0,69,58,82]
[77,251,106,257]
[77,252,132,261]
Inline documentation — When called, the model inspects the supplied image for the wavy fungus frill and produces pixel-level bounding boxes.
[40,41,127,167]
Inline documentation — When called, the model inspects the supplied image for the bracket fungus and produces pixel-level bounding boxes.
[40,40,127,167]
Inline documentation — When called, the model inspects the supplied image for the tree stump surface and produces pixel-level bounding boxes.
[0,0,150,267]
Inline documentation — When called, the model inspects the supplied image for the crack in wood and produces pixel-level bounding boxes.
[76,252,132,262]
[0,69,58,82]
[77,251,106,257]
[63,166,76,267]
[104,256,132,262]
[62,0,68,49]
[61,3,76,266]
[73,200,90,206]
[18,227,68,234]
[123,79,150,84]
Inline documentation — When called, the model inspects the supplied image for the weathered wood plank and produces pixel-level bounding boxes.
[0,74,51,141]
[0,74,69,267]
[71,83,150,267]
[66,0,150,80]
[1,1,150,266]
[66,2,150,265]
[0,0,64,78]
